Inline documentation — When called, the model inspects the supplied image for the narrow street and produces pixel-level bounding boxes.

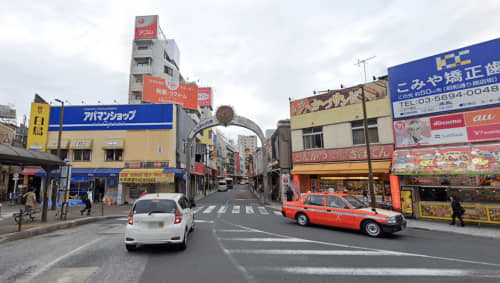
[1,184,499,283]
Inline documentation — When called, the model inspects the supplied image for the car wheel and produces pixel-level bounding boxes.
[179,230,188,250]
[296,213,309,226]
[363,220,382,237]
[190,218,195,232]
[125,244,137,252]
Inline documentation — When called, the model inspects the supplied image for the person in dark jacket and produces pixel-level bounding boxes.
[81,194,92,216]
[285,186,294,202]
[450,196,465,226]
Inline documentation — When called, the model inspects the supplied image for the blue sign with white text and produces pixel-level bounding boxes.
[389,38,500,119]
[49,104,173,131]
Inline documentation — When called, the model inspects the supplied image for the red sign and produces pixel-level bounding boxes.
[135,15,158,39]
[142,75,198,110]
[429,114,465,130]
[236,152,240,173]
[292,144,394,164]
[193,162,206,176]
[198,87,212,107]
[467,124,500,141]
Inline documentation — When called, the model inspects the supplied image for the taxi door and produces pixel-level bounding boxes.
[326,195,356,228]
[303,195,327,225]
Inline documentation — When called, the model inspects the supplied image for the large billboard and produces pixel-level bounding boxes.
[135,15,158,39]
[389,38,500,119]
[198,87,213,107]
[394,106,500,147]
[26,102,51,151]
[48,104,173,131]
[290,81,387,117]
[142,75,198,110]
[293,144,394,164]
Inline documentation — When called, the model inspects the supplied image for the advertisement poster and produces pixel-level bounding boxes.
[400,190,413,214]
[198,87,213,107]
[290,81,387,117]
[394,106,500,147]
[392,143,500,175]
[135,15,158,39]
[48,104,173,131]
[26,102,51,151]
[389,38,500,119]
[142,75,198,110]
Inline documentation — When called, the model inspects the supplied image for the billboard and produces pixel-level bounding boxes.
[48,104,173,131]
[198,87,213,107]
[394,106,500,147]
[389,38,500,119]
[142,75,198,110]
[290,81,387,117]
[135,15,158,39]
[0,105,16,119]
[293,144,394,164]
[26,102,51,151]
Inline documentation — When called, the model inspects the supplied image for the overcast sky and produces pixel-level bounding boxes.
[1,0,499,141]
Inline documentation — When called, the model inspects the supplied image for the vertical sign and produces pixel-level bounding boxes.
[26,102,51,151]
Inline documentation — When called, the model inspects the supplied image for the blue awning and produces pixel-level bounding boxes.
[36,168,122,177]
[71,176,89,182]
[162,168,186,177]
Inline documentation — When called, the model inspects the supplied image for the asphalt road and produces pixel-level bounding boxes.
[1,184,500,283]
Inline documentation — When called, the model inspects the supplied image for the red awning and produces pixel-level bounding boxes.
[22,167,41,175]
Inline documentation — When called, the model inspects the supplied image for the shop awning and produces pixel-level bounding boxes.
[22,167,42,176]
[291,161,392,175]
[162,168,186,178]
[35,168,122,177]
[102,139,125,149]
[120,169,174,184]
[47,139,70,150]
[70,139,93,149]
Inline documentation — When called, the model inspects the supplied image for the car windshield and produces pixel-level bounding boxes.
[342,195,368,209]
[134,199,177,214]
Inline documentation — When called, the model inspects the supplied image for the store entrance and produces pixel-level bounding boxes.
[319,175,392,204]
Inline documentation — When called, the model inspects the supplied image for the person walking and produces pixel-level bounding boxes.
[23,187,38,213]
[285,186,294,202]
[81,194,92,216]
[450,196,465,227]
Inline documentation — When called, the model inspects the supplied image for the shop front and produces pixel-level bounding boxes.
[392,143,500,224]
[119,168,175,203]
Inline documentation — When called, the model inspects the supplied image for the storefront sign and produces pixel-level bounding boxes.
[394,106,500,147]
[119,171,174,184]
[27,102,51,151]
[389,38,500,119]
[142,75,198,110]
[124,161,169,169]
[290,81,387,117]
[135,15,158,39]
[48,104,173,131]
[198,87,212,107]
[193,162,206,175]
[293,144,394,164]
[392,143,500,175]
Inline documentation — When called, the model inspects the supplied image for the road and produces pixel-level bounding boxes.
[1,184,500,283]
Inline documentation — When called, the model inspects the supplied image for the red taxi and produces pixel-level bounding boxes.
[282,192,406,237]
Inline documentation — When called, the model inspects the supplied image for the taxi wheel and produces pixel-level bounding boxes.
[363,220,382,237]
[296,213,309,226]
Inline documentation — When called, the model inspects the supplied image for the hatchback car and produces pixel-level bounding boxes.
[124,193,194,251]
[217,180,228,192]
[282,192,406,237]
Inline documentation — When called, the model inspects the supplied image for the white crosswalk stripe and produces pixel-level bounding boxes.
[203,205,216,214]
[217,205,227,214]
[193,206,205,213]
[232,205,240,214]
[273,211,281,216]
[245,206,254,214]
[257,206,269,215]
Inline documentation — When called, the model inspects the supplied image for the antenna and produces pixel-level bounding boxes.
[355,56,376,82]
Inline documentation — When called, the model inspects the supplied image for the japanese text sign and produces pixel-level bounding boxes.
[48,104,173,131]
[292,144,394,164]
[142,75,198,110]
[389,38,500,119]
[27,102,51,151]
[135,15,158,39]
[198,87,212,107]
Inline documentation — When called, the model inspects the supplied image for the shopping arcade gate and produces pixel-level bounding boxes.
[185,106,270,203]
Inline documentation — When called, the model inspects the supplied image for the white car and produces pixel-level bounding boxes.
[124,193,194,251]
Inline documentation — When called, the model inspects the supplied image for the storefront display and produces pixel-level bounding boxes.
[318,177,391,203]
[419,202,500,224]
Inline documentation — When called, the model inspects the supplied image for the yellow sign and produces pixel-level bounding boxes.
[26,102,51,151]
[400,190,413,214]
[119,169,174,184]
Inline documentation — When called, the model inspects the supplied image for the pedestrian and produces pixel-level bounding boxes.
[285,186,294,202]
[449,196,465,227]
[81,194,92,216]
[141,189,148,197]
[23,187,37,213]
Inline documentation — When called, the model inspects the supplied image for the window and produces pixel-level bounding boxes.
[351,118,379,145]
[137,43,149,50]
[164,50,169,61]
[73,150,91,161]
[164,65,173,76]
[50,149,68,160]
[135,75,143,83]
[133,199,177,214]
[305,195,324,206]
[105,149,123,161]
[326,196,349,209]
[303,127,323,149]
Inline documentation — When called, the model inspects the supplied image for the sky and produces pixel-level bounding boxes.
[1,0,499,141]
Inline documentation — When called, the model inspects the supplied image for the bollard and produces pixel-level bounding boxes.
[18,208,23,232]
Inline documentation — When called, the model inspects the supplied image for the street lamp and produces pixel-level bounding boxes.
[51,99,64,211]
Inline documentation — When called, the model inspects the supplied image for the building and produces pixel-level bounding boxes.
[270,119,292,202]
[388,38,500,225]
[290,80,395,204]
[238,135,257,155]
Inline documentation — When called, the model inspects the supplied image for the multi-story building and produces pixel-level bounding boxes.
[238,135,257,154]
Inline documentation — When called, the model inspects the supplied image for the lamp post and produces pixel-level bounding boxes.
[360,86,377,210]
[51,99,64,210]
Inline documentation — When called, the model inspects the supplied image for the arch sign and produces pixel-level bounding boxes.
[186,105,270,203]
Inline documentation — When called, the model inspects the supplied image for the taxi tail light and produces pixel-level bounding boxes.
[128,210,134,225]
[174,209,182,224]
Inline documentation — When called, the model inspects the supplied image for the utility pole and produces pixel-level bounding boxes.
[360,86,377,210]
[51,99,64,210]
[355,56,376,82]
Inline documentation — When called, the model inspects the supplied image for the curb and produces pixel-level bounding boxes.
[0,215,125,245]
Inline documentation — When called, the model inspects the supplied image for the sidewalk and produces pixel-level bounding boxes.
[264,201,500,239]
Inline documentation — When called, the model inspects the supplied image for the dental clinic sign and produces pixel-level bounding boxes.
[389,38,500,119]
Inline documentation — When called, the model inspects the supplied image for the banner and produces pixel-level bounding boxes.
[394,106,500,147]
[135,15,158,39]
[293,144,393,164]
[392,143,500,175]
[142,75,198,110]
[26,102,51,151]
[290,81,387,117]
[389,38,500,119]
[198,87,212,107]
[48,104,173,131]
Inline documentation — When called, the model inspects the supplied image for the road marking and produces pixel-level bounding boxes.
[194,220,214,223]
[193,206,205,213]
[217,205,227,214]
[225,249,407,256]
[218,237,310,242]
[273,211,281,216]
[232,205,240,214]
[251,267,500,278]
[217,229,253,233]
[203,205,216,214]
[245,206,254,214]
[257,207,269,215]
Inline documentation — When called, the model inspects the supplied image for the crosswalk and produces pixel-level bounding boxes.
[193,205,281,216]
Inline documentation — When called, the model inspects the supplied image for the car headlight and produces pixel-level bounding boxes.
[387,216,397,224]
